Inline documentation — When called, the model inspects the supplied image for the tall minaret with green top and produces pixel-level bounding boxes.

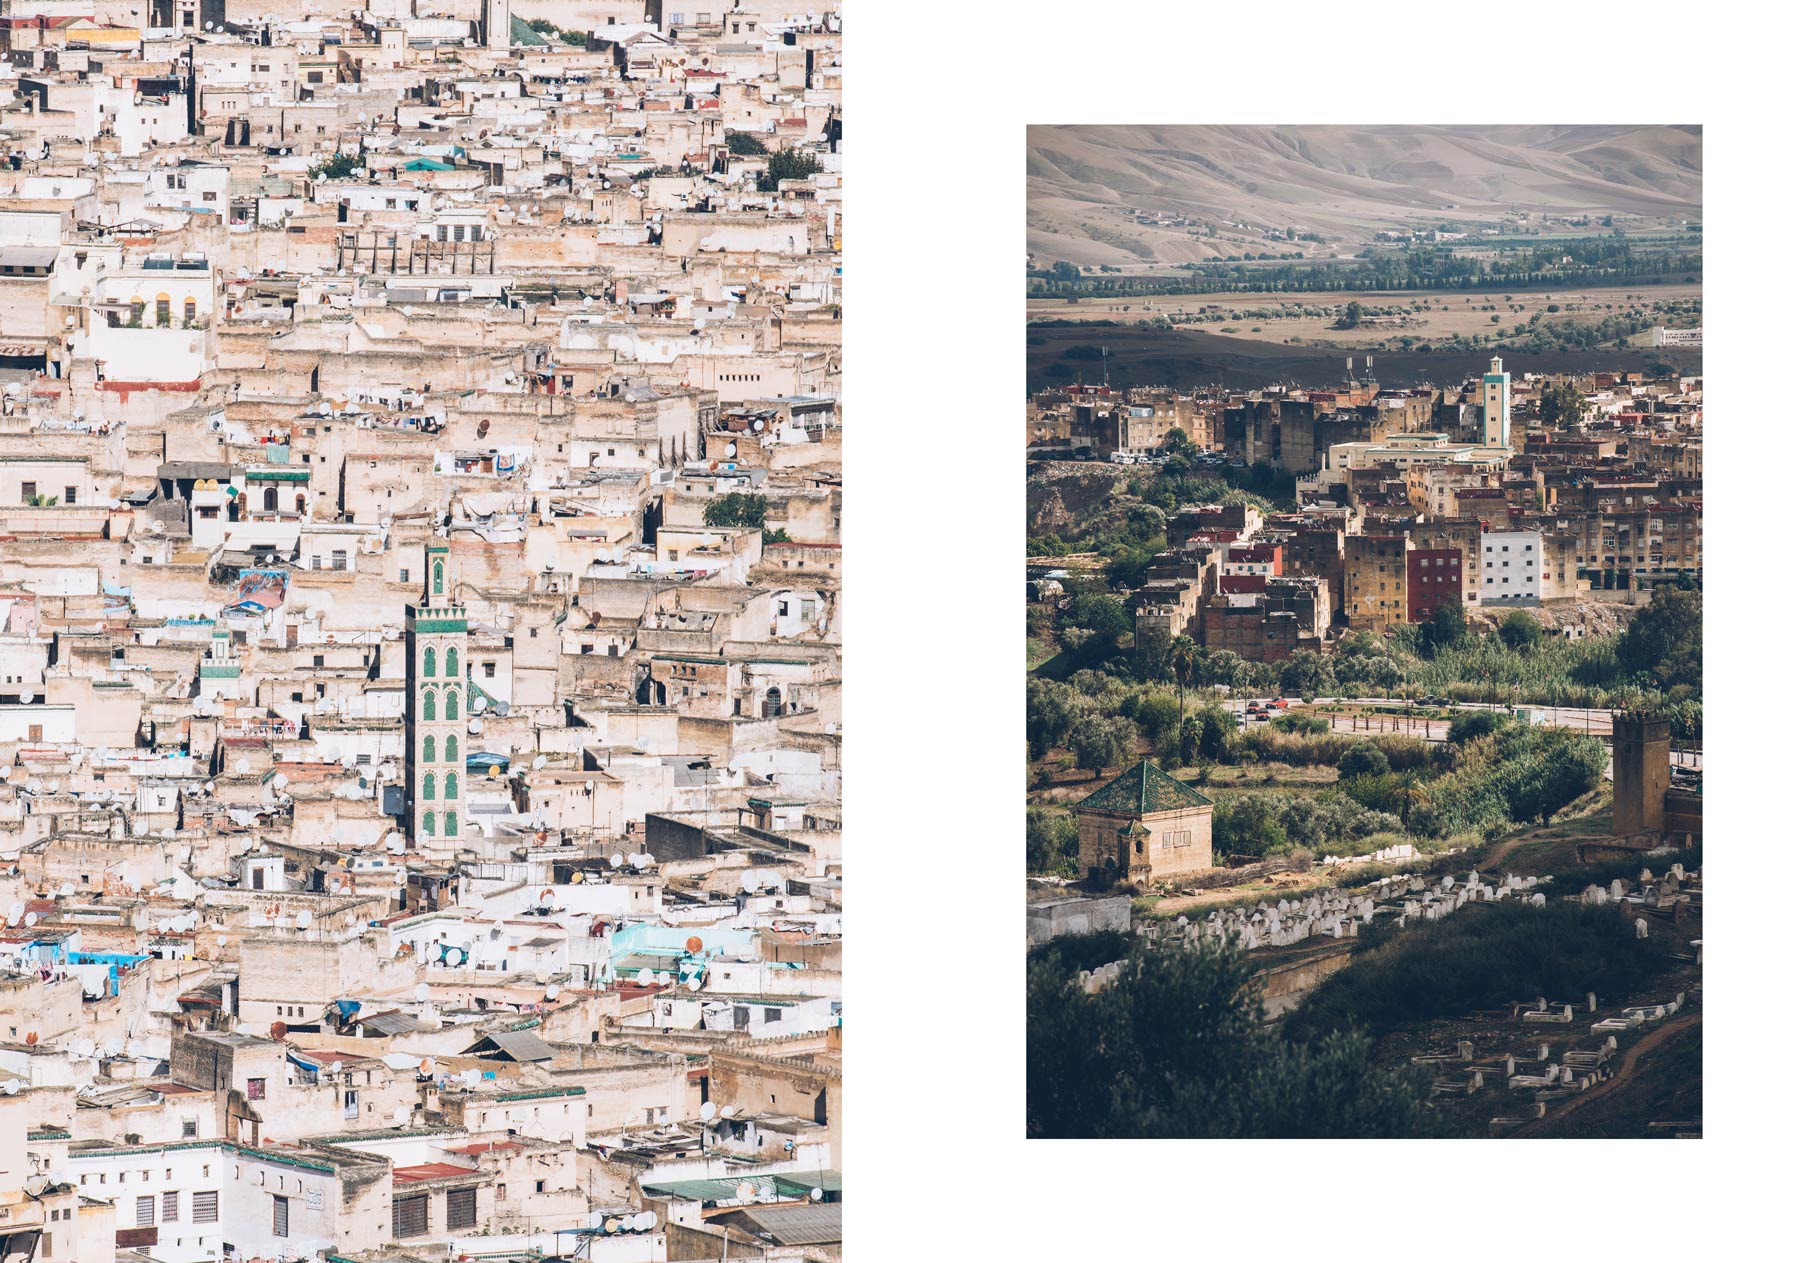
[405,543,467,852]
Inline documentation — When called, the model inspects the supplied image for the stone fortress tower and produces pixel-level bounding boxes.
[406,543,468,854]
[1611,710,1671,838]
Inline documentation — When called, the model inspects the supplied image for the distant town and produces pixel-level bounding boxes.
[1028,297,1702,1135]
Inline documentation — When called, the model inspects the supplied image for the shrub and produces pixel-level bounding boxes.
[1448,710,1504,743]
[1285,902,1662,1045]
[1029,938,1446,1138]
[1026,807,1080,876]
[1337,741,1391,779]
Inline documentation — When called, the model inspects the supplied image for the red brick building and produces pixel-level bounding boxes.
[1407,547,1462,623]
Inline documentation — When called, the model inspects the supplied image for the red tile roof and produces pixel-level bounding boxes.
[393,1162,476,1184]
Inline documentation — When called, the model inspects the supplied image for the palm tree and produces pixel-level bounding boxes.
[1170,636,1201,721]
[1397,775,1432,831]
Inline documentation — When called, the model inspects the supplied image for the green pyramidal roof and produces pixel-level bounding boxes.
[1077,759,1213,815]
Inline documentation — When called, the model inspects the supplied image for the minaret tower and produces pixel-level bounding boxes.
[1481,355,1512,449]
[405,543,467,853]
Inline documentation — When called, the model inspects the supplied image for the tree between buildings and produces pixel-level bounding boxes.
[757,149,823,192]
[702,492,769,529]
[309,152,363,180]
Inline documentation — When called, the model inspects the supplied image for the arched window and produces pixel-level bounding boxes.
[423,773,435,801]
[445,812,458,837]
[445,734,458,763]
[445,647,459,677]
[445,689,459,721]
[422,735,435,762]
[155,295,171,328]
[183,297,197,325]
[129,298,144,325]
[422,689,436,721]
[263,487,278,512]
[433,560,444,596]
[423,811,435,836]
[444,773,458,800]
[423,647,436,678]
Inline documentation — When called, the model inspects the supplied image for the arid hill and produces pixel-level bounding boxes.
[1027,125,1703,268]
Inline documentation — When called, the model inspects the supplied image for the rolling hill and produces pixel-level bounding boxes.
[1027,125,1703,268]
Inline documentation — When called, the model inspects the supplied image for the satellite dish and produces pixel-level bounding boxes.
[415,983,430,1001]
[685,976,703,992]
[24,912,38,926]
[236,758,251,774]
[468,718,483,734]
[471,695,486,714]
[1,1082,17,1096]
[545,985,560,1000]
[17,690,32,704]
[809,1187,823,1202]
[685,936,704,954]
[719,1105,737,1119]
[296,910,314,929]
[532,754,547,770]
[633,1211,656,1232]
[419,1058,434,1075]
[699,1101,717,1120]
[58,883,74,897]
[735,1182,757,1202]
[610,853,624,868]
[205,782,215,793]
[23,1175,48,1197]
[635,968,653,985]
[272,773,288,790]
[654,971,671,985]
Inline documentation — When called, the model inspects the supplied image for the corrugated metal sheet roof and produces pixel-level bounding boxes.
[469,1029,554,1062]
[719,1203,842,1246]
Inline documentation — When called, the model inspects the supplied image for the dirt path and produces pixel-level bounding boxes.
[1479,828,1554,871]
[1509,1009,1701,1138]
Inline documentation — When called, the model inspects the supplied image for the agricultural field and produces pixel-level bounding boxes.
[1028,282,1701,348]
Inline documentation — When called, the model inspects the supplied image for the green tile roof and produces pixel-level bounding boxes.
[1077,759,1213,816]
